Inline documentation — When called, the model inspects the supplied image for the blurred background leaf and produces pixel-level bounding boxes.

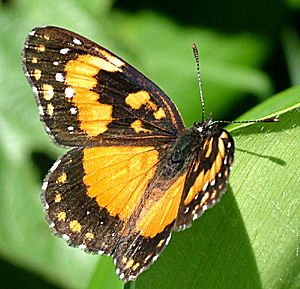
[0,0,299,288]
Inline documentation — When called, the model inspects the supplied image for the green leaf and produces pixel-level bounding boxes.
[128,88,299,289]
[87,257,123,289]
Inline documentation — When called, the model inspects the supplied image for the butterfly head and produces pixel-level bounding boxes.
[192,112,217,138]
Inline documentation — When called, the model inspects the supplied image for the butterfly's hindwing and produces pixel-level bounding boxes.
[175,128,235,229]
[43,141,190,282]
[113,223,174,281]
[43,148,124,255]
[22,26,185,147]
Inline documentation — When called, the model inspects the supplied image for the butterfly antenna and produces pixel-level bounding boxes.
[193,43,205,123]
[213,115,280,125]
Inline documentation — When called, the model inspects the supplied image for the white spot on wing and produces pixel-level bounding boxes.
[210,179,215,186]
[128,275,135,281]
[29,30,36,36]
[203,181,208,191]
[78,244,87,250]
[98,250,104,255]
[55,73,64,82]
[116,268,120,274]
[38,105,44,116]
[62,234,70,241]
[60,48,70,54]
[68,126,74,131]
[65,87,74,98]
[119,273,125,279]
[53,61,59,66]
[227,142,231,148]
[42,181,48,191]
[70,107,77,114]
[50,159,61,172]
[32,86,38,95]
[73,38,82,45]
[166,234,172,245]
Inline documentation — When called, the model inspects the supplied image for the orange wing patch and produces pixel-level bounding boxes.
[83,146,159,221]
[184,137,225,205]
[136,172,187,238]
[125,91,157,110]
[32,68,41,80]
[204,137,213,158]
[47,103,54,117]
[69,220,82,232]
[42,84,54,100]
[125,90,167,121]
[153,107,166,120]
[64,54,120,136]
[56,172,67,183]
[96,48,125,68]
[131,120,152,133]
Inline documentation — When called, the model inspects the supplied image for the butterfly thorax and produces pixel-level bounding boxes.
[161,122,213,179]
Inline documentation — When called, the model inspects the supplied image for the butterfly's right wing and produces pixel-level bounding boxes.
[175,128,235,230]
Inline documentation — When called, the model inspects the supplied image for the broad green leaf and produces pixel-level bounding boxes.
[87,257,123,289]
[128,89,299,289]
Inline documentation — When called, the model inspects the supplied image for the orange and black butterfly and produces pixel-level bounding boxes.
[22,26,278,282]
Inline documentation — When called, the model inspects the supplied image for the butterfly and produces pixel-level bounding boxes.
[22,26,278,282]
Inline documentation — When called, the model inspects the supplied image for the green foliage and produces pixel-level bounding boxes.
[0,0,299,288]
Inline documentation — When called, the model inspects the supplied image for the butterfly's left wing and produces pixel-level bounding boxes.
[22,26,185,147]
[43,142,188,282]
[175,128,235,230]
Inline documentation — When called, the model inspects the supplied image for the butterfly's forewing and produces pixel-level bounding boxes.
[22,26,185,147]
[176,128,235,229]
